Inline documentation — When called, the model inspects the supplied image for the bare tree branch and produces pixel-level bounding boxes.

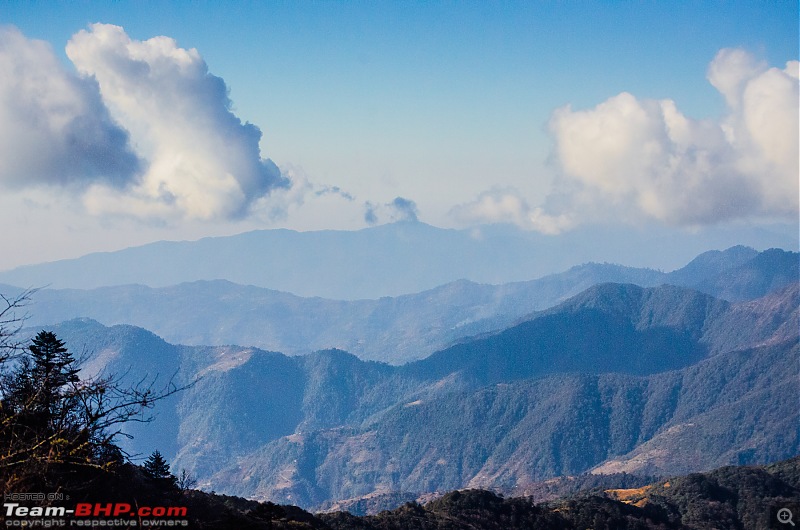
[0,299,192,493]
[0,288,38,364]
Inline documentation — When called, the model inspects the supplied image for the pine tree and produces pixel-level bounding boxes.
[1,331,81,439]
[0,331,89,489]
[143,450,174,482]
[28,331,79,388]
[0,329,181,492]
[27,331,80,429]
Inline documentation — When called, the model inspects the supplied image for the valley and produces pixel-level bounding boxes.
[13,245,796,511]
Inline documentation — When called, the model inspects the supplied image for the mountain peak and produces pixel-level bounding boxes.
[666,245,758,282]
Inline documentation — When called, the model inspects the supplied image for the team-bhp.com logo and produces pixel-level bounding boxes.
[4,502,189,527]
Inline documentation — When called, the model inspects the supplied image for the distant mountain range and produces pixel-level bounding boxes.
[1,221,796,299]
[6,239,796,511]
[7,246,798,364]
[37,274,798,510]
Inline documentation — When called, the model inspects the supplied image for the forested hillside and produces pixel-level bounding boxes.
[35,275,797,509]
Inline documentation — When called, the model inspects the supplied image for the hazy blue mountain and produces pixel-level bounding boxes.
[401,283,728,386]
[1,221,796,299]
[663,245,759,285]
[664,246,800,301]
[4,247,796,364]
[4,261,665,364]
[24,278,797,509]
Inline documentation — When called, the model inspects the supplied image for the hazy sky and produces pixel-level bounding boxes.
[0,1,797,270]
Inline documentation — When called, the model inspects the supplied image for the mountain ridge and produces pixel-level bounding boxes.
[211,336,797,508]
[6,246,797,364]
[29,277,797,509]
[1,221,796,299]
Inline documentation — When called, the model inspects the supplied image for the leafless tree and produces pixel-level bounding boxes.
[0,288,37,365]
[176,468,198,492]
[0,290,188,492]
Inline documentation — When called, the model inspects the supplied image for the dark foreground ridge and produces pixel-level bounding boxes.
[22,455,796,529]
[297,456,800,529]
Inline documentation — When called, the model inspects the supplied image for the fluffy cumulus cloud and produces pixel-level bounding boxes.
[546,48,798,228]
[66,24,289,220]
[0,24,290,222]
[0,26,141,189]
[454,49,798,233]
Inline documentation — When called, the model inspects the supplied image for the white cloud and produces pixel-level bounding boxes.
[65,23,289,221]
[541,48,798,230]
[707,48,766,109]
[364,197,420,225]
[0,26,140,188]
[0,24,293,223]
[450,188,574,234]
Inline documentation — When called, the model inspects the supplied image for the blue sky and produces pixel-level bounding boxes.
[0,1,797,270]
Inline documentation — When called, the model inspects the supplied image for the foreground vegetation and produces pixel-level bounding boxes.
[8,454,791,529]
